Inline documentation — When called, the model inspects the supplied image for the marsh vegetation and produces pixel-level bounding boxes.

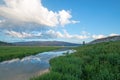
[0,46,61,62]
[31,41,120,80]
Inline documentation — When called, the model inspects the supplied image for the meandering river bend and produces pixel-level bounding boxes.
[0,49,76,80]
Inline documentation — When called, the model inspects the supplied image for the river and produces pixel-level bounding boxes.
[0,49,76,80]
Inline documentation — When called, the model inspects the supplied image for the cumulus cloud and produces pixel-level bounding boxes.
[5,29,90,40]
[5,29,119,42]
[5,30,33,38]
[46,29,64,38]
[62,30,89,39]
[58,10,79,26]
[44,29,90,40]
[0,0,79,27]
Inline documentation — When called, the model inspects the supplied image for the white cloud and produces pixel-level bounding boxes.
[92,33,120,39]
[81,31,90,35]
[46,29,89,40]
[0,20,2,23]
[46,30,64,38]
[71,20,80,24]
[5,29,119,41]
[92,34,105,39]
[109,33,119,37]
[58,10,71,26]
[0,19,5,23]
[58,10,79,26]
[5,29,90,40]
[0,0,78,27]
[5,30,33,38]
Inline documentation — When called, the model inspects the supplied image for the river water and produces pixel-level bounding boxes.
[0,49,76,80]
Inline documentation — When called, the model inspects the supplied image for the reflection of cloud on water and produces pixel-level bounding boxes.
[21,56,41,64]
[0,58,20,64]
[0,49,76,65]
[0,49,76,80]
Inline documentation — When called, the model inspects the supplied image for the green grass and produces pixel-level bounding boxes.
[0,46,61,62]
[31,41,120,80]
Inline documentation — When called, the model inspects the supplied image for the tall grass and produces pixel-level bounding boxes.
[0,46,61,62]
[31,41,120,80]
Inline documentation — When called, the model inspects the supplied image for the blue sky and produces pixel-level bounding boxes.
[0,0,120,43]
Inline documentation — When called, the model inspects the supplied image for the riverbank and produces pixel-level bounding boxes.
[0,46,62,62]
[37,69,50,76]
[31,41,120,80]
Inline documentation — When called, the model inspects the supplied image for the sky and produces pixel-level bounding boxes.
[0,0,120,43]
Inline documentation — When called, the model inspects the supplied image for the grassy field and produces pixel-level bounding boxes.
[0,46,61,62]
[31,41,120,80]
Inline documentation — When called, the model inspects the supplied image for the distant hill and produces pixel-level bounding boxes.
[13,41,81,46]
[0,41,13,46]
[89,35,120,44]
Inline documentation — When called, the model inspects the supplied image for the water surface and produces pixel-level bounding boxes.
[0,49,76,80]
